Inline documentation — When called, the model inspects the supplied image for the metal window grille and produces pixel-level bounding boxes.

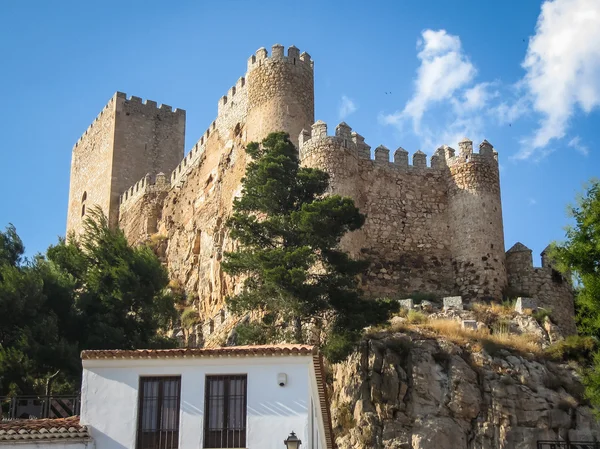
[204,375,247,448]
[538,442,600,449]
[137,377,181,449]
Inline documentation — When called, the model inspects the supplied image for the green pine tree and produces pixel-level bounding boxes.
[222,132,395,361]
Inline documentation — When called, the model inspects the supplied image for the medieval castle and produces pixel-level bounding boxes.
[66,44,576,336]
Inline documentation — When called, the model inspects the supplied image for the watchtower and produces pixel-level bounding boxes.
[66,92,185,236]
[446,139,507,299]
[245,44,314,148]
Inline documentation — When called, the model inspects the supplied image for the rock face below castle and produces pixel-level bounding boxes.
[66,44,576,333]
[331,332,598,449]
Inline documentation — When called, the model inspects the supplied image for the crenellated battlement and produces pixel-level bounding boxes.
[170,135,209,186]
[444,138,499,167]
[119,172,171,212]
[72,92,185,150]
[299,121,492,171]
[246,44,314,73]
[117,92,185,115]
[217,76,247,117]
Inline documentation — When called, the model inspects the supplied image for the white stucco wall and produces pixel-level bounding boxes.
[81,355,325,449]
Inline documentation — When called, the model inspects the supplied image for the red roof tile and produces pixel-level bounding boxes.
[81,344,316,360]
[0,417,89,441]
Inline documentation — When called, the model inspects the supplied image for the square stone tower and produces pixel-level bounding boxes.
[66,92,185,236]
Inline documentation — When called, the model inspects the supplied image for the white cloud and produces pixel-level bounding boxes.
[382,29,476,133]
[380,3,600,160]
[490,96,530,126]
[339,95,357,120]
[529,198,537,205]
[518,0,600,157]
[457,82,499,112]
[567,136,590,156]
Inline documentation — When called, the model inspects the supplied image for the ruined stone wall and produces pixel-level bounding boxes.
[506,243,576,335]
[446,139,507,300]
[67,95,117,237]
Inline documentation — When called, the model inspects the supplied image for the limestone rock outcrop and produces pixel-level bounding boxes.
[330,332,598,449]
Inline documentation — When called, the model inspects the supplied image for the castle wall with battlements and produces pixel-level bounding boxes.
[299,121,506,300]
[67,43,575,334]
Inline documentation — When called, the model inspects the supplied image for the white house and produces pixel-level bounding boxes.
[0,345,333,449]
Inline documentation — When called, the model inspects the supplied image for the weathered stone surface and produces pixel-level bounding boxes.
[506,243,576,334]
[443,296,463,311]
[515,297,537,313]
[331,333,599,449]
[462,319,477,330]
[398,299,414,310]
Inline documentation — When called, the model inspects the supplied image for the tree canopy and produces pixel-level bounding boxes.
[551,180,600,410]
[222,132,395,361]
[0,207,177,396]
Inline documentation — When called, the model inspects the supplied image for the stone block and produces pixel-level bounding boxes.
[462,320,477,330]
[398,299,414,310]
[443,296,463,311]
[515,297,537,313]
[420,300,434,312]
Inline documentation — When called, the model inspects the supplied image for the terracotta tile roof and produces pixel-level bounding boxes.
[0,417,90,441]
[81,344,316,360]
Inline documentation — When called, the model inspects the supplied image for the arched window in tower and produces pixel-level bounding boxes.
[81,191,87,217]
[234,123,241,137]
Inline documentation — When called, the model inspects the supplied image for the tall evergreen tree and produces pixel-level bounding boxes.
[223,132,394,361]
[0,208,177,396]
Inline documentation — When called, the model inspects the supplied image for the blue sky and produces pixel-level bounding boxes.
[1,0,599,263]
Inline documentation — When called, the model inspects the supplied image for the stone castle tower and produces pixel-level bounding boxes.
[66,44,575,335]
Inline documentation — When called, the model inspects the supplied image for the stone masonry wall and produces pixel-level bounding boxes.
[110,94,185,228]
[119,173,171,244]
[300,121,456,298]
[446,140,507,300]
[300,122,507,301]
[67,95,117,237]
[506,243,576,335]
[67,92,185,235]
[246,44,314,148]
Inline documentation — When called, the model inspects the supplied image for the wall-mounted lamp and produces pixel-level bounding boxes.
[284,431,302,449]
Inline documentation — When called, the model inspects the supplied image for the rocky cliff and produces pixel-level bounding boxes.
[330,328,598,449]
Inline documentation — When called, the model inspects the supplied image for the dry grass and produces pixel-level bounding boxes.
[423,319,542,356]
[407,309,427,324]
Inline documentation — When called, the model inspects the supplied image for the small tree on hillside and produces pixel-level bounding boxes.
[551,179,600,411]
[222,132,394,361]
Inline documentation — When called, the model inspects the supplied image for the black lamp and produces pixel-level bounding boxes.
[284,431,302,449]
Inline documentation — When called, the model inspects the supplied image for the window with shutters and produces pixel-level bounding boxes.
[204,375,247,448]
[136,376,181,449]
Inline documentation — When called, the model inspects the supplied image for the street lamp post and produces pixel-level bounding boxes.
[284,431,302,449]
